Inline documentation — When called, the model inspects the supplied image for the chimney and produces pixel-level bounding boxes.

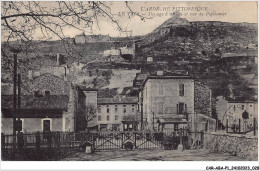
[157,71,164,76]
[28,70,33,80]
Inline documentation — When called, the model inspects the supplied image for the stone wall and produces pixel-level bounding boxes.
[194,81,212,117]
[204,132,258,160]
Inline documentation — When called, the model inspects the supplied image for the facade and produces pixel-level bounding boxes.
[225,99,257,128]
[1,73,84,134]
[140,73,215,132]
[96,97,138,131]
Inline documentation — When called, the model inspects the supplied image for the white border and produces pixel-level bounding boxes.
[1,0,259,171]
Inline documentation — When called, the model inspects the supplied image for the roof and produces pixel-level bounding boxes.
[76,85,98,91]
[1,95,69,110]
[121,114,139,123]
[97,97,138,104]
[141,75,194,88]
[225,97,257,103]
[157,117,187,124]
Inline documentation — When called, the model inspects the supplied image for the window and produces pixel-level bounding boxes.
[179,84,184,96]
[174,124,178,131]
[115,115,118,121]
[132,105,135,112]
[123,105,126,113]
[15,119,23,132]
[107,105,110,113]
[158,102,164,114]
[242,105,245,110]
[177,103,185,114]
[98,116,101,121]
[98,106,101,113]
[158,85,164,95]
[45,91,50,96]
[107,116,110,121]
[115,105,118,112]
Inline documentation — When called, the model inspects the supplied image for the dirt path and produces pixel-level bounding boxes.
[60,149,249,161]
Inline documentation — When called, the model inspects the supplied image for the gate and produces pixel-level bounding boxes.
[83,130,196,151]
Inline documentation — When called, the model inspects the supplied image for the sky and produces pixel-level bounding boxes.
[1,1,258,40]
[61,1,258,38]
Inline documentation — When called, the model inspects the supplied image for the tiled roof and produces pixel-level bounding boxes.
[97,97,138,104]
[1,95,69,110]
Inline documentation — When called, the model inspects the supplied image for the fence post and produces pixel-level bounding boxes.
[121,133,124,149]
[17,132,24,153]
[134,133,137,149]
[253,118,256,136]
[35,131,41,159]
[226,119,228,133]
[200,131,204,148]
[239,119,241,133]
[47,132,52,148]
[1,133,5,150]
[54,132,61,160]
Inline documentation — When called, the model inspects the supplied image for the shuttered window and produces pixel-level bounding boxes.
[177,103,186,114]
[179,84,184,96]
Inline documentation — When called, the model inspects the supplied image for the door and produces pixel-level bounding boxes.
[43,120,51,132]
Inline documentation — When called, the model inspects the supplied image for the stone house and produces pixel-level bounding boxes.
[139,72,216,132]
[96,97,138,131]
[217,97,258,129]
[1,73,85,134]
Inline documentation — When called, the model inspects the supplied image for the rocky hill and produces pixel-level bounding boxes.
[137,17,257,61]
[1,16,258,99]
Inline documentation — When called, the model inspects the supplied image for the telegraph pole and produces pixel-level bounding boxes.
[12,50,17,150]
[10,48,22,149]
[17,73,21,133]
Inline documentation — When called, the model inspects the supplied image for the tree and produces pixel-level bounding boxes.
[1,1,147,74]
[76,104,96,131]
[1,2,125,42]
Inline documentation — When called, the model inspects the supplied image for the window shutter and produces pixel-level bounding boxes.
[177,104,179,114]
[185,104,187,112]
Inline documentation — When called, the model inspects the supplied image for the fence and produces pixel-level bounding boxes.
[224,118,258,135]
[1,130,204,160]
[1,132,80,161]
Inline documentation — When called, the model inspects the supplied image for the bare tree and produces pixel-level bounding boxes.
[76,104,96,131]
[1,1,126,42]
[1,2,147,75]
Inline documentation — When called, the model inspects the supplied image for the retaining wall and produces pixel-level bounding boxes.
[204,132,258,160]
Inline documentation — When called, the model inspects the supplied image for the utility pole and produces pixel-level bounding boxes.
[17,73,21,133]
[12,50,17,150]
[10,47,22,150]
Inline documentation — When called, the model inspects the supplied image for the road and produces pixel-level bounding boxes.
[60,149,250,161]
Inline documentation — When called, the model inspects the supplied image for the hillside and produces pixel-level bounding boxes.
[137,17,257,61]
[1,16,258,99]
